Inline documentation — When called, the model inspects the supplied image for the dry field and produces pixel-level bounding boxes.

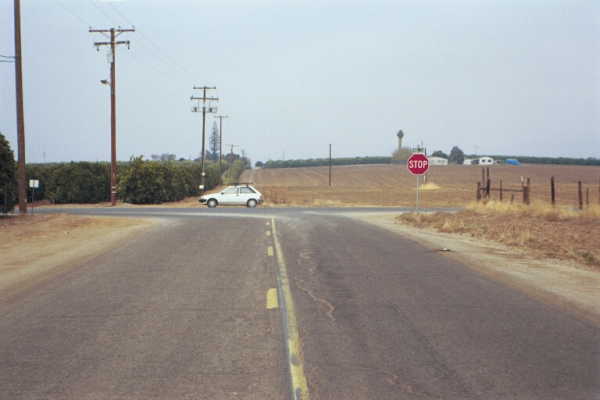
[242,164,600,207]
[397,201,600,270]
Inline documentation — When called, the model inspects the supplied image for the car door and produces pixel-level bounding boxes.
[238,187,254,205]
[219,186,238,205]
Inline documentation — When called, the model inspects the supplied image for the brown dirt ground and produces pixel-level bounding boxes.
[0,214,156,298]
[397,207,600,271]
[242,164,600,207]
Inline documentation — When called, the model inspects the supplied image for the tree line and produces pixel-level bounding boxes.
[1,132,252,211]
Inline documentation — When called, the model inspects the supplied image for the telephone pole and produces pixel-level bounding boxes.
[214,115,228,175]
[89,27,134,206]
[13,0,27,213]
[191,87,218,191]
[329,144,332,187]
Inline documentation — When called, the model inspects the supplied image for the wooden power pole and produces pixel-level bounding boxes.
[191,87,218,191]
[214,115,228,176]
[89,27,134,206]
[14,0,27,213]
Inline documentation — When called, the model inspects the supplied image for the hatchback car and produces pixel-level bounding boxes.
[199,184,263,208]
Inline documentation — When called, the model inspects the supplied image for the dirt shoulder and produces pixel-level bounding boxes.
[348,212,600,326]
[0,214,157,299]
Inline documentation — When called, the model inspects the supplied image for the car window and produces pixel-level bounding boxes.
[222,187,237,195]
[239,187,255,194]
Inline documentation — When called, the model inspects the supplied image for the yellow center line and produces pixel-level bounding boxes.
[266,230,272,237]
[266,288,279,309]
[271,218,310,400]
[267,246,274,257]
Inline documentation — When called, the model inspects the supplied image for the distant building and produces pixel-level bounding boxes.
[505,159,521,166]
[429,156,448,166]
[463,158,475,165]
[479,157,494,165]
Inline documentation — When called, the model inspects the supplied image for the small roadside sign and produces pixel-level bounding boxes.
[406,153,429,212]
[28,179,39,189]
[407,153,429,175]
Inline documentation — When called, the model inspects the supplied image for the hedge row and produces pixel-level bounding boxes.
[119,157,220,204]
[25,159,221,204]
[263,156,391,169]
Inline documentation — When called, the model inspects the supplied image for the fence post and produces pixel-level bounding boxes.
[578,181,583,210]
[481,168,485,188]
[523,178,530,205]
[586,188,590,207]
[476,182,481,202]
[499,179,503,202]
[550,176,555,206]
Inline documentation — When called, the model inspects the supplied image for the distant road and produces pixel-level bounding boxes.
[1,207,598,399]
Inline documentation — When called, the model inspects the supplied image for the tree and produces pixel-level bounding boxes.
[0,133,17,212]
[209,121,220,161]
[431,150,448,159]
[448,146,465,164]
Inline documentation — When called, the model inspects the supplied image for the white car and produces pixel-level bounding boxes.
[199,184,263,208]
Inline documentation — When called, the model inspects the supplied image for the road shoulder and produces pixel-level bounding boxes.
[349,213,600,326]
[0,214,158,300]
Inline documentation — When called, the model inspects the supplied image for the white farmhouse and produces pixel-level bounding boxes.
[429,156,448,166]
[479,157,494,165]
[463,158,475,165]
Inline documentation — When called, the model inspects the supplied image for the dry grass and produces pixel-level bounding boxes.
[243,164,600,207]
[396,202,600,270]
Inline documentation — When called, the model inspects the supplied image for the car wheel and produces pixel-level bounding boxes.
[207,199,218,208]
[247,199,257,208]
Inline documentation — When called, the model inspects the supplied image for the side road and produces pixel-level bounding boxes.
[349,213,600,326]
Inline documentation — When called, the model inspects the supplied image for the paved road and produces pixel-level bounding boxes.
[1,208,598,399]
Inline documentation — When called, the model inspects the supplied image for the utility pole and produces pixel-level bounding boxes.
[13,0,26,213]
[214,115,228,176]
[191,87,218,191]
[329,144,332,187]
[89,26,134,206]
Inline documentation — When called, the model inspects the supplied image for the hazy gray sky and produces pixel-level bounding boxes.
[1,0,598,164]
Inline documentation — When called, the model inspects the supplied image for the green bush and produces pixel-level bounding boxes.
[0,133,17,213]
[26,162,110,204]
[119,157,220,204]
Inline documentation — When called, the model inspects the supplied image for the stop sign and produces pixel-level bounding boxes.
[407,153,429,175]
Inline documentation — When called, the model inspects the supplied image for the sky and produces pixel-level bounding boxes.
[1,0,598,164]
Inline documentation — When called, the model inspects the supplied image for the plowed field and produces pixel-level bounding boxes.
[241,164,600,207]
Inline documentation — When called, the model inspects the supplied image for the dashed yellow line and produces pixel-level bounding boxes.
[271,218,310,400]
[266,288,279,309]
[266,230,272,237]
[267,246,274,257]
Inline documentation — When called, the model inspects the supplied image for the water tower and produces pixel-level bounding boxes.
[397,130,404,151]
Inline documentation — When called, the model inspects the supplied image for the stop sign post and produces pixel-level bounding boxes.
[407,153,429,212]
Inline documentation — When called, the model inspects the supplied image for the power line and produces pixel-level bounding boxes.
[52,0,94,28]
[89,0,121,26]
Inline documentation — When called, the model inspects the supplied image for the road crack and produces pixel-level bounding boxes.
[294,276,337,324]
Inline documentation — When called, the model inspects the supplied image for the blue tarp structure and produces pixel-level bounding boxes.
[505,159,521,166]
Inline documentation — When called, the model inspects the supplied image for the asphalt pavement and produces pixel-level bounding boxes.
[1,207,598,399]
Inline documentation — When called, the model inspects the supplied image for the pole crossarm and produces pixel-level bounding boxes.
[190,96,219,102]
[94,40,130,47]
